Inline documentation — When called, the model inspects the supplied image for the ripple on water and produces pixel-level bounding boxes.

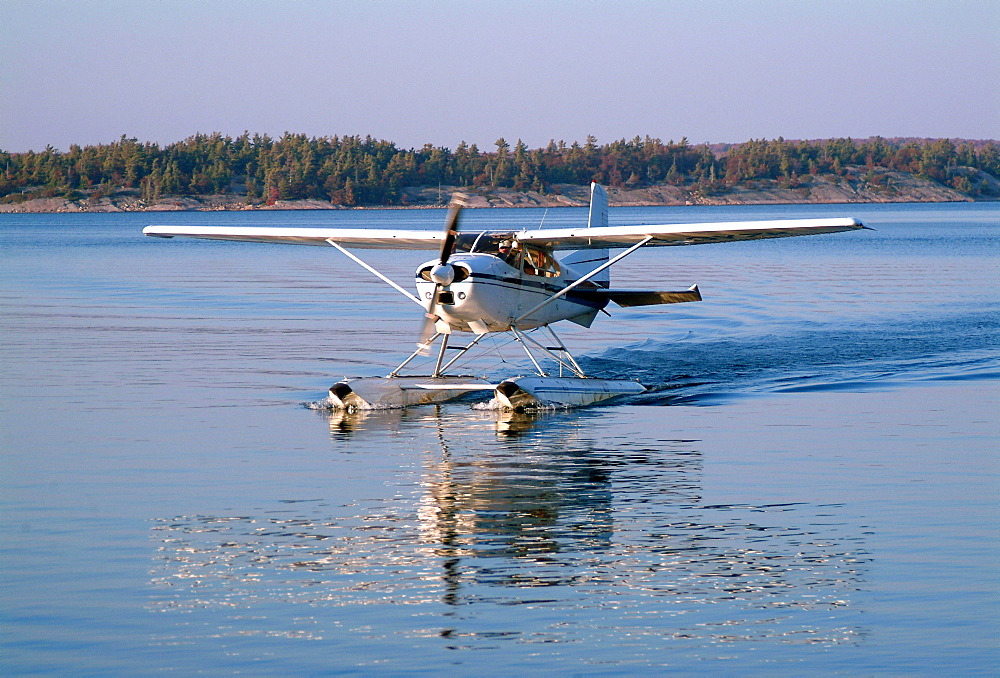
[148,438,872,659]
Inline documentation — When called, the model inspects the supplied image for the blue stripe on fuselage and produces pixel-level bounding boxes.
[414,272,607,311]
[463,273,607,310]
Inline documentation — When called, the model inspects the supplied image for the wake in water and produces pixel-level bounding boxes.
[303,310,998,410]
[586,311,1000,405]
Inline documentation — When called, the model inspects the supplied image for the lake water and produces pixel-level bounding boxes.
[2,202,998,674]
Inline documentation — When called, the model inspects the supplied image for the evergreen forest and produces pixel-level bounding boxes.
[2,133,998,206]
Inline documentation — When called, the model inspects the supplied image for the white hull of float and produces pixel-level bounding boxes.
[493,376,646,411]
[329,376,495,410]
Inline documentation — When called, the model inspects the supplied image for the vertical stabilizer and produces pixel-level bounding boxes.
[588,181,608,228]
[561,182,610,287]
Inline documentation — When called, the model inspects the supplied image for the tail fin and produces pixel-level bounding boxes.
[561,182,611,287]
[588,181,608,228]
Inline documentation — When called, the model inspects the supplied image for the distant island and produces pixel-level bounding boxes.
[1,134,997,212]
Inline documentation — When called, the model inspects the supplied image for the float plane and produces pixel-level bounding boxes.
[144,183,864,410]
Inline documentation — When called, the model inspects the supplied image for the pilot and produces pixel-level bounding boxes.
[499,239,518,265]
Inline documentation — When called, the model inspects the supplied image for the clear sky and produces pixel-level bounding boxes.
[2,0,998,153]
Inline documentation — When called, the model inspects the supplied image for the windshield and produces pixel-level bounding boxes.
[454,232,559,275]
[455,232,515,255]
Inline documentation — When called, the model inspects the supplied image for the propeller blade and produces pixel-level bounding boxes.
[438,193,467,265]
[416,297,439,356]
[416,193,466,355]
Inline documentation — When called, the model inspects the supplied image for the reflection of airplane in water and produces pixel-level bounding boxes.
[150,409,869,645]
[417,415,619,588]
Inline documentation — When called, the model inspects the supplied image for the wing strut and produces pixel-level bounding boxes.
[325,239,424,307]
[512,235,653,326]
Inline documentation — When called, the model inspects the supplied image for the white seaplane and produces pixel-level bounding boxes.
[144,183,865,410]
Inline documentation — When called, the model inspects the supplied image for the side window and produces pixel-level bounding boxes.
[506,249,522,269]
[523,247,560,277]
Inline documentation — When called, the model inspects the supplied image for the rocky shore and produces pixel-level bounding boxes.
[2,167,996,213]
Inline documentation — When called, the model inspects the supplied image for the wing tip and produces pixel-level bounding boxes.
[143,226,174,238]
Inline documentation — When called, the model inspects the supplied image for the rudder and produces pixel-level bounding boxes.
[561,182,610,287]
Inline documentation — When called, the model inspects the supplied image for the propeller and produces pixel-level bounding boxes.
[417,193,467,354]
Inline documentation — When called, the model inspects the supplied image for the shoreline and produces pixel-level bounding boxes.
[2,169,996,213]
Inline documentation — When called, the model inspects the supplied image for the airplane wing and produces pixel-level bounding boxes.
[518,217,865,250]
[144,217,864,251]
[142,225,444,250]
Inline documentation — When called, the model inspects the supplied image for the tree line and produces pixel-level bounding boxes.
[2,133,997,206]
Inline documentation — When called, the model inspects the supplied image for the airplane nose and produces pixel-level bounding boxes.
[430,263,456,286]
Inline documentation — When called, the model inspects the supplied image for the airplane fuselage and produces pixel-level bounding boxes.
[414,249,606,334]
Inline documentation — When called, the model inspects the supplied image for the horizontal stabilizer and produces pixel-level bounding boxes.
[573,285,702,307]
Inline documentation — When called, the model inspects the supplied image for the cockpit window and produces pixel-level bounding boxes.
[455,232,509,254]
[453,233,558,277]
[522,246,559,277]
